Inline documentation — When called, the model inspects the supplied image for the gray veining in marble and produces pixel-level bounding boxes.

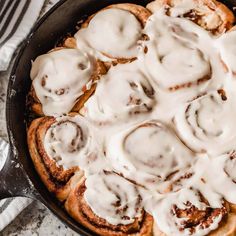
[2,201,78,236]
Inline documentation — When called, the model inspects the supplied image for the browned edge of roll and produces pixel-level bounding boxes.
[27,116,84,201]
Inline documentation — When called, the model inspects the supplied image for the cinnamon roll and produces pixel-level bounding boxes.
[28,48,106,116]
[146,0,234,35]
[174,90,236,155]
[65,171,153,236]
[106,120,195,192]
[83,61,156,123]
[27,114,97,201]
[151,188,233,236]
[141,11,225,92]
[74,4,151,63]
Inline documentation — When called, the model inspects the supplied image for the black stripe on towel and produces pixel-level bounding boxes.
[0,0,20,38]
[0,199,12,214]
[0,0,6,12]
[0,0,31,47]
[0,0,13,22]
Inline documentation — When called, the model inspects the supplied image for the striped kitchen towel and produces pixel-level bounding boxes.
[0,0,60,71]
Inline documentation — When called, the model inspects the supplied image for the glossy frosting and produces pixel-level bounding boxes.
[31,49,95,116]
[75,8,142,59]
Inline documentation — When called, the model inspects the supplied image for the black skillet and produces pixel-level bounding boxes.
[0,0,235,235]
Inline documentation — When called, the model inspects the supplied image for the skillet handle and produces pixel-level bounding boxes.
[0,149,38,200]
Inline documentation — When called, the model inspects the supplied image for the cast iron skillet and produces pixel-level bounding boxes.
[0,0,235,235]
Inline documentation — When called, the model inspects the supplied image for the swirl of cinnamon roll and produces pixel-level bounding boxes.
[106,120,195,191]
[74,4,151,62]
[65,171,153,236]
[141,11,227,92]
[146,0,234,35]
[27,114,98,201]
[83,61,156,123]
[150,188,231,236]
[174,90,236,155]
[29,48,106,116]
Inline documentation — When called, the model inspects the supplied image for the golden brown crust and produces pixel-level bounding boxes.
[209,213,236,236]
[63,37,77,48]
[147,0,234,35]
[229,203,236,213]
[65,180,154,236]
[27,116,83,201]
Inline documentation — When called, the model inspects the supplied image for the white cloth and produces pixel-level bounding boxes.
[0,138,32,231]
[0,0,60,71]
[0,0,60,231]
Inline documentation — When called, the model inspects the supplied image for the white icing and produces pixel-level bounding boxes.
[174,90,236,155]
[150,188,225,236]
[31,49,94,116]
[84,171,142,225]
[84,61,155,122]
[106,120,195,191]
[146,153,236,236]
[147,0,222,32]
[44,115,101,171]
[216,29,236,73]
[141,11,224,91]
[75,8,142,59]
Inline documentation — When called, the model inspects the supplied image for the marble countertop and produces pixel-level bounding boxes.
[0,66,78,236]
[2,201,77,236]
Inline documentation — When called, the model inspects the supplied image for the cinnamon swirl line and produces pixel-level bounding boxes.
[174,90,236,156]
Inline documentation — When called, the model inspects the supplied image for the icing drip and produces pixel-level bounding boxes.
[84,61,155,122]
[174,90,236,155]
[84,171,143,225]
[31,49,94,116]
[75,8,142,59]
